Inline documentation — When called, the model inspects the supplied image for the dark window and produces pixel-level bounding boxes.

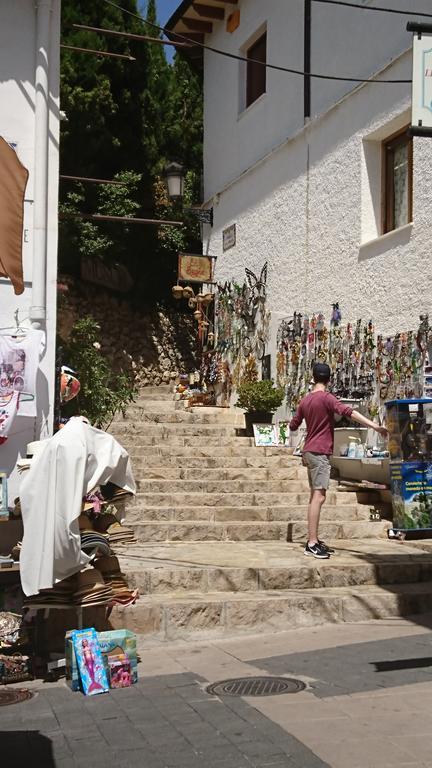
[246,32,267,108]
[383,129,413,234]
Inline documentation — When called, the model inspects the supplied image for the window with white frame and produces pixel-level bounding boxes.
[245,31,267,108]
[383,128,413,234]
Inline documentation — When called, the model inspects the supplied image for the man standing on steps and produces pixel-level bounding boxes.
[289,362,388,560]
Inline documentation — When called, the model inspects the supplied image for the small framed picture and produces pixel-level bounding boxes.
[0,472,8,517]
[253,424,277,447]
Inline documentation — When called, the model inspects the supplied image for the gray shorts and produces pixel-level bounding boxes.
[303,452,331,490]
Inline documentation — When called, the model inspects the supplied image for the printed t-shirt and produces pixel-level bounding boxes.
[289,390,353,455]
[0,391,20,444]
[0,329,45,417]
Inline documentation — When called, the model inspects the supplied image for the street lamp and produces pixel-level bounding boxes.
[163,161,213,227]
[163,161,185,203]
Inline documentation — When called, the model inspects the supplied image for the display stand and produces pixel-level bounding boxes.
[386,398,432,538]
[26,601,113,674]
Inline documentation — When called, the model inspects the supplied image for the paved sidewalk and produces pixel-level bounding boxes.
[2,615,432,767]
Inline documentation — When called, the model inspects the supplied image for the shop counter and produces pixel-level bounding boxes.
[330,456,390,485]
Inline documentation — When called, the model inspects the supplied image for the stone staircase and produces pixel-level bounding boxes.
[108,386,432,643]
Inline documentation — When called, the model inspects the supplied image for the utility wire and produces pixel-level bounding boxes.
[312,0,432,19]
[102,0,412,84]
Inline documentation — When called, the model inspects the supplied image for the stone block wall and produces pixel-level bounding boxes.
[57,282,197,388]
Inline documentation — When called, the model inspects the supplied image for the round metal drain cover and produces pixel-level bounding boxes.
[206,676,306,697]
[0,688,34,707]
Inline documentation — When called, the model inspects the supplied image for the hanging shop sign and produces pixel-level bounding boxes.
[178,253,213,284]
[407,22,432,137]
[223,223,236,252]
[81,257,133,293]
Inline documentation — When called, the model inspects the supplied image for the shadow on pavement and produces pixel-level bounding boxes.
[0,731,55,765]
[372,656,432,672]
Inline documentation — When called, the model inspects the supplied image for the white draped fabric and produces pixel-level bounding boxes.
[19,418,135,596]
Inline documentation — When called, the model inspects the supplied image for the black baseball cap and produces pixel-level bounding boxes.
[312,362,331,383]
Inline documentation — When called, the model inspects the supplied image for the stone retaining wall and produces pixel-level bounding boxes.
[57,282,197,387]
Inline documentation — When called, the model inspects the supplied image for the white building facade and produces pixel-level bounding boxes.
[168,0,432,361]
[0,0,60,494]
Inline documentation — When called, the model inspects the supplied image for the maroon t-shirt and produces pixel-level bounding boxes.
[289,390,353,455]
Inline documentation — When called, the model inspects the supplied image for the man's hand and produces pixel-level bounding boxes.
[375,425,388,439]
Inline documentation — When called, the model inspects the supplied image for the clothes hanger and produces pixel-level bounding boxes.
[0,309,29,337]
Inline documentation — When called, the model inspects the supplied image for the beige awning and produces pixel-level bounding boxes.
[0,136,29,295]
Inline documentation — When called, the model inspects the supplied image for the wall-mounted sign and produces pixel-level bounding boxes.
[408,22,432,136]
[178,253,213,284]
[81,257,133,293]
[223,223,236,251]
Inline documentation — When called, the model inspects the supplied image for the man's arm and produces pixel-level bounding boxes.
[351,410,388,438]
[289,403,303,432]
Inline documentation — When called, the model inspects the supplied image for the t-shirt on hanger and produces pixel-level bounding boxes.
[0,329,45,417]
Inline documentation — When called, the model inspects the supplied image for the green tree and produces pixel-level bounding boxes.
[59,0,203,303]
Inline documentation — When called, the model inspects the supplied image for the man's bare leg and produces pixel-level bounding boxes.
[308,489,326,545]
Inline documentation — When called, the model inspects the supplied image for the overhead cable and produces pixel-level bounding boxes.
[102,0,411,84]
[312,0,432,19]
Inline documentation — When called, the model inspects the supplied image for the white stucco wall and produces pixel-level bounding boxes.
[203,0,432,200]
[204,48,432,378]
[0,0,60,499]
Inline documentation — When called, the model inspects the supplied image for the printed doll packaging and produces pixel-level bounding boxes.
[66,628,138,691]
[71,628,109,696]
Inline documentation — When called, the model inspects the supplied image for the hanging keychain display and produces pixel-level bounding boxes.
[277,305,427,414]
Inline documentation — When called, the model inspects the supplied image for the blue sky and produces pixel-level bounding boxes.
[138,0,180,26]
[155,0,181,26]
[139,0,181,60]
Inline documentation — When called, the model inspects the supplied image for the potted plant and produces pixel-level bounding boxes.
[236,380,285,436]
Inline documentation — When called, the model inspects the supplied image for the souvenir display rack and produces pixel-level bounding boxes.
[277,309,428,419]
[200,263,271,405]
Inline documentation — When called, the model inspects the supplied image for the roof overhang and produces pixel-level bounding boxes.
[166,1,238,69]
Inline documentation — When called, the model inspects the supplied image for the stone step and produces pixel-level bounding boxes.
[120,553,432,596]
[135,479,324,494]
[130,449,299,464]
[130,402,244,424]
[126,520,389,542]
[138,385,173,397]
[140,466,308,481]
[109,580,432,642]
[111,423,240,436]
[124,504,369,523]
[119,436,256,449]
[130,445,298,458]
[120,400,178,413]
[132,491,356,508]
[112,410,243,425]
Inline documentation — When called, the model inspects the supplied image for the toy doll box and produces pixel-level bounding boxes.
[69,628,109,696]
[108,655,132,689]
[66,629,138,691]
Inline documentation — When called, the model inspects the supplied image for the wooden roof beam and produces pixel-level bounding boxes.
[182,17,213,34]
[192,3,225,20]
[170,31,205,44]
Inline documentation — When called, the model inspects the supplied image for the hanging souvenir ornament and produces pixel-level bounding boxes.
[60,366,80,403]
[330,302,342,327]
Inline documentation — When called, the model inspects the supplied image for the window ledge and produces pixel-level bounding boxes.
[238,92,267,121]
[359,222,413,259]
